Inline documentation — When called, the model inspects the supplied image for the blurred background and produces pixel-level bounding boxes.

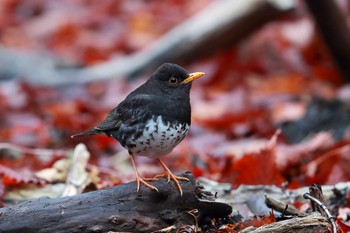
[0,0,350,195]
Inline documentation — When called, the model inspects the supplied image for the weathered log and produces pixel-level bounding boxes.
[0,172,232,233]
[0,0,295,86]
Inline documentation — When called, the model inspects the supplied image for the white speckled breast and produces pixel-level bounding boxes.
[126,116,190,158]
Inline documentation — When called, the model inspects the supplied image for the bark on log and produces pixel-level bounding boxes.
[0,172,232,233]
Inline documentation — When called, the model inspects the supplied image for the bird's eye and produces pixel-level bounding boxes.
[169,77,178,84]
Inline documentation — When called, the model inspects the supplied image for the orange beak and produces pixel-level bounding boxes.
[181,72,205,84]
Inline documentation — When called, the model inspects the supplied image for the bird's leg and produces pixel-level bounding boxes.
[154,158,189,196]
[129,153,158,192]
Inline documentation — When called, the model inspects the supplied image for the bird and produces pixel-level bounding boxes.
[71,63,205,195]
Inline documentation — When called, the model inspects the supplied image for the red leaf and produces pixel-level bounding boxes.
[0,165,47,187]
[304,142,350,185]
[220,133,286,186]
[230,150,285,185]
[336,218,350,233]
[239,212,277,230]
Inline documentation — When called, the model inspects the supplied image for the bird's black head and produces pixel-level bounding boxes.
[146,63,205,98]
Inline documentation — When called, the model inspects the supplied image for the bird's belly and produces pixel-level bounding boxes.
[126,116,190,158]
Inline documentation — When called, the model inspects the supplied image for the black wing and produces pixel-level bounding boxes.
[95,94,157,131]
[72,95,155,139]
[72,93,189,140]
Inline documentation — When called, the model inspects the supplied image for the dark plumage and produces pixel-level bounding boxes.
[72,63,205,195]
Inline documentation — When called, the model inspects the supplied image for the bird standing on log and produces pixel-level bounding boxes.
[72,63,205,195]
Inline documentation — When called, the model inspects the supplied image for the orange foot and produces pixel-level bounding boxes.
[130,153,158,192]
[155,158,189,196]
[135,175,159,192]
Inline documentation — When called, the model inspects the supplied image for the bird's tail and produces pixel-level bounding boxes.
[71,129,98,138]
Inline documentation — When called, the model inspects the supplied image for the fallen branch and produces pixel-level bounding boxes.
[264,194,301,216]
[0,172,232,233]
[0,0,295,86]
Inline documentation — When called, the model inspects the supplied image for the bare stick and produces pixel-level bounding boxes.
[305,0,350,82]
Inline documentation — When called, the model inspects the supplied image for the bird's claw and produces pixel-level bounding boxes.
[136,176,159,192]
[154,173,189,196]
